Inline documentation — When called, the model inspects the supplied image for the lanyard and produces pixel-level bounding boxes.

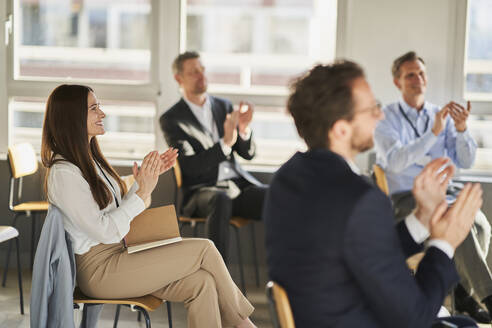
[398,104,429,138]
[95,161,119,208]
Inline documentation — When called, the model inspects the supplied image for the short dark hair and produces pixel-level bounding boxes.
[172,51,200,75]
[287,60,365,149]
[392,51,425,78]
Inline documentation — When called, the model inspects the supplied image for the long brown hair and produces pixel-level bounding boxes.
[41,84,127,209]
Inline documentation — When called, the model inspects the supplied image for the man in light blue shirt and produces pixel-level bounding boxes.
[375,51,492,323]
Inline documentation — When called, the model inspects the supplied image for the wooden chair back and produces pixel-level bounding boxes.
[266,281,295,328]
[373,164,389,195]
[173,161,182,189]
[8,143,38,178]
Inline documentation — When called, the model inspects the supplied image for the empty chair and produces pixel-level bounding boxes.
[2,143,49,287]
[0,226,24,314]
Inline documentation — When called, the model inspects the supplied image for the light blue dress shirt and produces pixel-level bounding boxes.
[374,99,477,195]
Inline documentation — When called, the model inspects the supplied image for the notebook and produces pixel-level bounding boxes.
[125,205,182,254]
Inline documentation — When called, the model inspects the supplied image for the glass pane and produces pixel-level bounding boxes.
[10,97,156,160]
[463,115,492,172]
[185,0,336,90]
[235,105,305,166]
[465,0,492,96]
[16,0,151,83]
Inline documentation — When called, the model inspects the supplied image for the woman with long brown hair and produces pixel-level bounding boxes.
[41,84,256,328]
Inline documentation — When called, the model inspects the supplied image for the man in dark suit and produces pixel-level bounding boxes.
[264,61,482,327]
[160,51,266,259]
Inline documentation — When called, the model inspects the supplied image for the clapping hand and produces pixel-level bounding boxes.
[432,106,449,136]
[448,101,470,132]
[223,110,239,147]
[159,148,179,175]
[238,101,254,135]
[413,157,455,229]
[430,182,482,249]
[133,151,162,201]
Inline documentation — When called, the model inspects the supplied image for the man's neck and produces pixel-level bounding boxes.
[184,91,207,107]
[402,94,425,111]
[329,144,356,164]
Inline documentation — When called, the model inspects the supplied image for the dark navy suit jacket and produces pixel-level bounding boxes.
[160,96,260,203]
[264,149,460,328]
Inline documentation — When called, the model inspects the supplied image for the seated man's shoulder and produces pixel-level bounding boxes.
[208,96,233,112]
[273,151,375,199]
[161,100,184,120]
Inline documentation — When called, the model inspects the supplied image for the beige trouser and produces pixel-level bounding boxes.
[76,238,254,328]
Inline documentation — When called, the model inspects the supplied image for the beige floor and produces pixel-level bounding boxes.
[2,270,492,327]
[0,269,273,328]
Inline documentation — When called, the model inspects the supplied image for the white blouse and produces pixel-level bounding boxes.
[47,160,145,255]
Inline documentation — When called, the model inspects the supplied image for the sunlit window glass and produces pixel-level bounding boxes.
[10,97,155,160]
[185,0,337,92]
[465,0,492,98]
[184,0,336,166]
[15,0,151,83]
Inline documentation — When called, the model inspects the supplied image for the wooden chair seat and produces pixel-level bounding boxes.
[230,217,253,228]
[13,201,49,212]
[178,216,252,228]
[179,216,206,224]
[73,287,163,312]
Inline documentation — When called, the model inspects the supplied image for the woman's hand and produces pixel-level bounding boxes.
[159,148,179,175]
[133,151,162,201]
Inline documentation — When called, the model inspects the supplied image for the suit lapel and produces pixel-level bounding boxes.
[178,98,215,148]
[178,98,202,129]
[210,97,225,138]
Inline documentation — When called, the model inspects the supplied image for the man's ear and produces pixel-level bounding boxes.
[393,77,401,90]
[329,120,352,143]
[174,73,182,85]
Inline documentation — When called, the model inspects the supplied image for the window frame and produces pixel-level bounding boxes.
[3,0,183,158]
[179,0,339,167]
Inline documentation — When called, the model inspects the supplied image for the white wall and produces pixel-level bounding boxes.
[0,1,8,156]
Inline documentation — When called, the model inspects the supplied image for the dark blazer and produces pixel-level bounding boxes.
[264,149,459,328]
[160,96,260,198]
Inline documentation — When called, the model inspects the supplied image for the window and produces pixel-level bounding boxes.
[463,0,492,173]
[10,97,155,160]
[184,0,338,165]
[15,0,152,83]
[7,0,157,159]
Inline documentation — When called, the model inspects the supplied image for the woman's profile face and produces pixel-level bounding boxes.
[87,91,106,139]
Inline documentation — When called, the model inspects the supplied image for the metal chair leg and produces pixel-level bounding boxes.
[31,214,37,268]
[192,222,198,237]
[2,213,20,287]
[113,304,121,328]
[166,301,173,328]
[450,287,456,315]
[234,226,246,295]
[136,307,151,328]
[138,311,142,322]
[15,237,24,315]
[250,224,260,287]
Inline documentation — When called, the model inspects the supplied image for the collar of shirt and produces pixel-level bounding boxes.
[183,95,214,131]
[345,158,361,175]
[398,98,430,123]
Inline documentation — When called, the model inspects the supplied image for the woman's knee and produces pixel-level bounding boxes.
[188,270,216,295]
